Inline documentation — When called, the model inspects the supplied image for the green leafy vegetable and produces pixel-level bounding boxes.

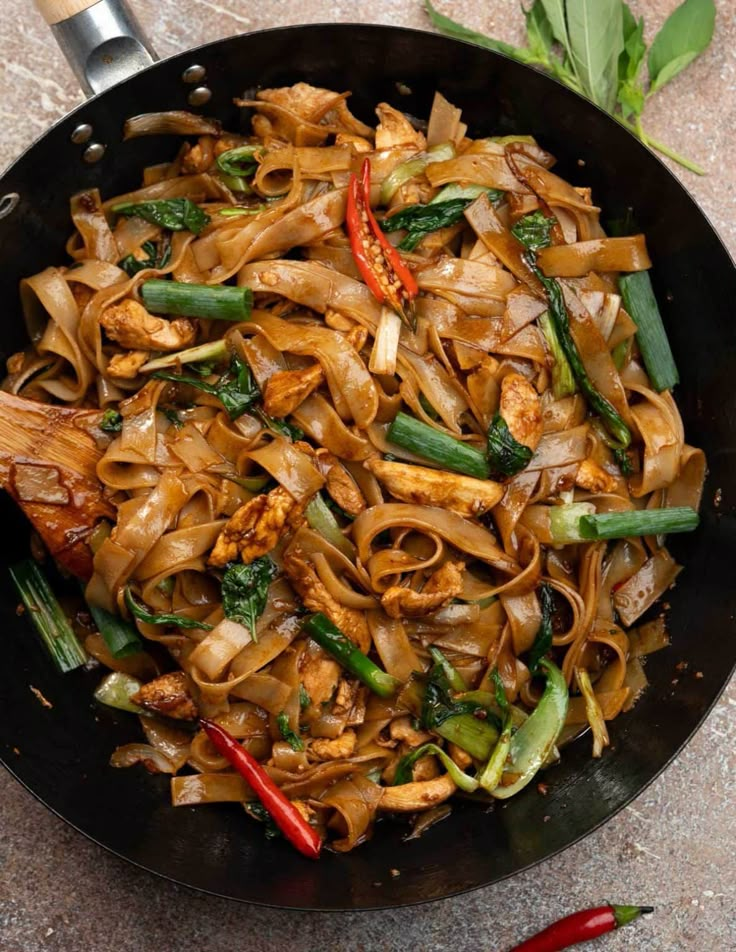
[124,586,213,630]
[299,684,311,710]
[243,801,281,839]
[381,186,503,251]
[539,311,576,398]
[112,198,210,235]
[421,663,491,730]
[162,408,183,429]
[221,557,277,641]
[424,0,714,174]
[118,238,173,277]
[510,209,555,253]
[428,646,467,692]
[87,600,143,659]
[490,667,509,715]
[216,145,263,178]
[486,413,534,477]
[100,409,123,433]
[648,0,715,94]
[276,711,304,751]
[153,354,260,419]
[527,583,555,673]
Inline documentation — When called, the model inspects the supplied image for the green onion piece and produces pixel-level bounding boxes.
[276,711,304,751]
[302,613,401,698]
[579,507,699,540]
[492,658,568,799]
[387,411,490,479]
[539,311,576,398]
[619,271,679,392]
[393,742,478,792]
[477,717,513,792]
[428,646,467,692]
[305,493,355,559]
[10,560,87,673]
[434,713,499,761]
[100,409,123,433]
[299,684,311,710]
[219,206,265,217]
[611,339,629,371]
[140,339,228,373]
[378,141,456,205]
[429,183,504,205]
[87,600,143,659]
[216,145,263,178]
[486,412,533,477]
[141,280,253,322]
[93,671,144,713]
[549,503,596,544]
[527,583,554,674]
[124,586,213,630]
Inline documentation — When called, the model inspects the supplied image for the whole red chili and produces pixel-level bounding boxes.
[507,903,654,952]
[201,718,322,860]
[346,157,418,328]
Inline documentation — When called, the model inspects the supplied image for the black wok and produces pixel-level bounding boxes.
[1,6,734,912]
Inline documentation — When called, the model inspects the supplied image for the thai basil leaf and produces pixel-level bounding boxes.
[566,0,624,113]
[539,0,572,54]
[113,198,210,236]
[216,145,263,178]
[299,684,311,710]
[118,238,173,277]
[221,557,277,641]
[243,801,281,839]
[100,409,123,433]
[490,667,509,715]
[617,4,647,119]
[162,408,183,429]
[527,582,555,673]
[382,199,469,251]
[524,0,555,61]
[276,711,304,751]
[487,413,534,477]
[124,586,213,630]
[424,0,535,62]
[510,210,555,253]
[153,354,260,419]
[648,0,716,95]
[420,664,488,729]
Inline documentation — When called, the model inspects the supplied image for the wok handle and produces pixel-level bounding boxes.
[34,0,157,97]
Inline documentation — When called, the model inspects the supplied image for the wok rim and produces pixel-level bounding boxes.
[1,21,734,911]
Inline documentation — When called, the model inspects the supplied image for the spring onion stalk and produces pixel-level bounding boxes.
[428,646,467,692]
[93,672,144,713]
[387,412,490,479]
[539,311,576,398]
[368,307,402,375]
[302,613,401,698]
[141,280,253,322]
[492,658,568,799]
[393,742,479,792]
[575,667,610,758]
[140,339,228,373]
[619,271,679,392]
[549,503,596,544]
[379,141,456,205]
[219,205,265,217]
[87,600,143,659]
[579,507,699,540]
[216,144,263,178]
[10,560,87,673]
[305,493,355,559]
[478,718,513,792]
[611,339,629,371]
[434,713,499,761]
[124,586,213,630]
[429,183,504,205]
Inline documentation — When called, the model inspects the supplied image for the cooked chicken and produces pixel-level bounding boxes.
[100,299,196,352]
[208,486,306,567]
[301,652,341,708]
[389,716,432,748]
[180,135,215,174]
[448,742,473,770]
[309,730,357,761]
[499,372,543,451]
[130,671,198,721]
[332,678,357,716]
[375,102,426,151]
[213,134,247,158]
[334,132,372,153]
[283,546,372,651]
[365,458,502,517]
[409,750,441,782]
[378,774,456,812]
[314,448,366,516]
[575,458,618,494]
[107,350,149,380]
[263,363,324,418]
[253,83,373,141]
[381,560,465,619]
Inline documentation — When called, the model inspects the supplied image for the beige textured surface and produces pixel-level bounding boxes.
[0,2,735,950]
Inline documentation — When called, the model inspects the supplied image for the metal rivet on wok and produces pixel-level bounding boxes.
[182,65,206,84]
[188,86,212,107]
[0,193,20,219]
[71,123,93,145]
[83,143,106,164]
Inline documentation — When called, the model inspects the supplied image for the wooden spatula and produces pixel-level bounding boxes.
[0,389,114,579]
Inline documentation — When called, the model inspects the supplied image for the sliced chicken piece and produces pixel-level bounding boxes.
[130,671,198,721]
[100,299,196,352]
[309,730,357,761]
[332,678,357,716]
[283,546,371,652]
[375,102,426,151]
[499,372,543,451]
[366,458,503,517]
[448,742,473,770]
[381,560,465,619]
[180,135,215,174]
[301,652,341,708]
[107,350,149,380]
[410,750,441,781]
[575,458,618,494]
[208,485,306,567]
[213,134,248,158]
[378,774,456,811]
[334,133,372,153]
[263,363,324,418]
[314,448,366,516]
[389,716,432,748]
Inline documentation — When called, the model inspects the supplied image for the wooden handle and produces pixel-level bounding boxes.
[34,0,101,25]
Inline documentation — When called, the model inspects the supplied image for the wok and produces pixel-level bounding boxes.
[0,0,734,911]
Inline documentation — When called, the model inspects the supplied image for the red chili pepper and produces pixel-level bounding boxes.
[346,157,418,328]
[201,718,321,860]
[507,904,653,952]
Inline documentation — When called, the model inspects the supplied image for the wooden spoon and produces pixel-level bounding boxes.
[0,389,113,579]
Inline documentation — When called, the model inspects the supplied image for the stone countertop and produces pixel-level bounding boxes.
[0,2,734,950]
